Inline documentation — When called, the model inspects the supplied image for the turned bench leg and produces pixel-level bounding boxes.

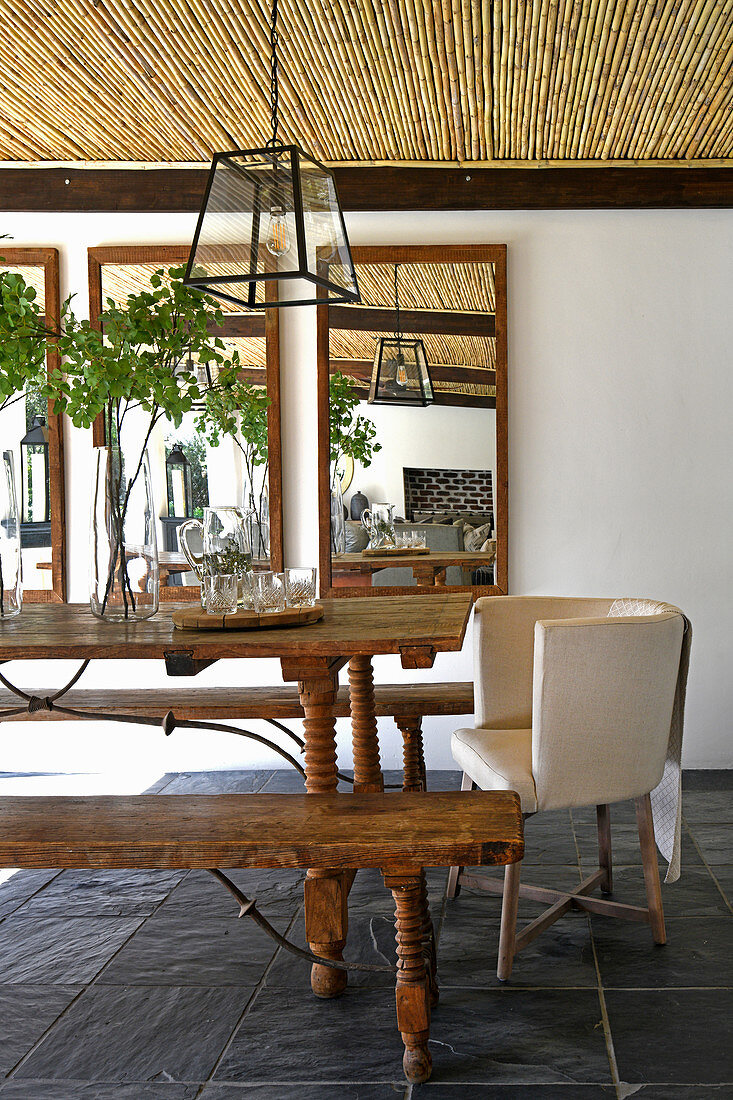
[348,655,384,793]
[396,715,427,792]
[383,868,433,1084]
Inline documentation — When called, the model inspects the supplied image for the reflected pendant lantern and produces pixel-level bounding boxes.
[369,265,434,407]
[184,0,360,310]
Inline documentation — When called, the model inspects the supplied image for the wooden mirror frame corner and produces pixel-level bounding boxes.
[2,247,67,603]
[87,246,284,600]
[317,243,507,600]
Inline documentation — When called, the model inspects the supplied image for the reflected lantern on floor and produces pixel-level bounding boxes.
[369,338,434,407]
[183,145,360,309]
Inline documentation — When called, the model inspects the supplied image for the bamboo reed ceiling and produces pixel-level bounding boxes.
[331,329,495,369]
[354,262,496,312]
[102,263,243,312]
[1,1,731,163]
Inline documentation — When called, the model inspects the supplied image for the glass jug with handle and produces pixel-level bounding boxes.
[360,502,397,549]
[178,506,253,603]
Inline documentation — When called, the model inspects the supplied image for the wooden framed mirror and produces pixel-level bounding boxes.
[88,246,283,600]
[318,244,507,599]
[1,247,66,602]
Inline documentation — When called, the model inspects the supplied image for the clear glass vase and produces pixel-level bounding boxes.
[330,470,346,556]
[0,450,22,618]
[245,481,270,563]
[90,446,158,622]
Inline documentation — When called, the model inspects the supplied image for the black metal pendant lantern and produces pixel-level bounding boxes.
[166,443,193,519]
[369,265,434,407]
[20,414,50,528]
[184,1,360,310]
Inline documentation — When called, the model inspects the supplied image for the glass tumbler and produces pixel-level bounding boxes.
[201,573,238,614]
[285,567,317,607]
[252,571,286,614]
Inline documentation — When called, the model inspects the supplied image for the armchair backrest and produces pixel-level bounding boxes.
[473,596,615,729]
[531,611,684,812]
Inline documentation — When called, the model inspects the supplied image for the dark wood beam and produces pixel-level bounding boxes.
[211,315,266,338]
[0,166,731,212]
[344,373,495,409]
[329,305,494,336]
[331,359,495,389]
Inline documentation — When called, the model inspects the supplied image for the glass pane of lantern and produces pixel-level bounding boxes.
[298,152,360,302]
[185,148,299,309]
[185,147,359,309]
[371,338,434,406]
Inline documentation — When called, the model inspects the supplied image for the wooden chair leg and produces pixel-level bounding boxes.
[383,869,432,1084]
[596,804,613,894]
[636,793,666,945]
[447,772,476,899]
[497,859,522,981]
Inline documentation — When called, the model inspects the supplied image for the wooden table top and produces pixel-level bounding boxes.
[0,595,472,662]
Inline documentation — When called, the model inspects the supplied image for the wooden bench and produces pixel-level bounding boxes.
[0,681,475,791]
[0,790,523,1084]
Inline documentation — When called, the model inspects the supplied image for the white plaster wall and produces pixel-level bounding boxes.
[0,208,731,773]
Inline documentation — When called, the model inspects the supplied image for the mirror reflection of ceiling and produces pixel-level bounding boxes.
[2,2,729,162]
[332,261,496,408]
[101,264,267,376]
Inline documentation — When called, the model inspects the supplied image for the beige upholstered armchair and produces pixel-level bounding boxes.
[448,596,689,981]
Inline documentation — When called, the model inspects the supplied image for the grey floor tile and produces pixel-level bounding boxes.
[96,911,285,986]
[200,1086,406,1098]
[0,915,141,984]
[424,987,612,1084]
[606,989,733,1084]
[621,1089,733,1097]
[0,870,61,918]
[144,772,183,793]
[0,1084,200,1098]
[683,770,733,791]
[575,826,703,871]
[682,789,733,824]
[159,770,273,793]
[710,866,733,909]
[15,985,249,1083]
[13,869,185,918]
[213,985,410,1082]
[438,898,597,988]
[158,867,305,921]
[514,820,580,865]
[412,1087,615,1097]
[592,916,733,988]
[570,801,639,827]
[685,824,733,866]
[591,865,731,917]
[0,986,79,1075]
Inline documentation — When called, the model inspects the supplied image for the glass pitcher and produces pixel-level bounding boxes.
[178,506,253,603]
[361,502,397,549]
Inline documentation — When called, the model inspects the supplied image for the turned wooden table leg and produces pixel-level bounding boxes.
[396,715,426,792]
[348,654,384,793]
[282,657,349,998]
[383,868,433,1084]
[418,868,439,1007]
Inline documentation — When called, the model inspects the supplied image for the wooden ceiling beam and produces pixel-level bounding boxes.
[328,305,494,336]
[0,166,731,211]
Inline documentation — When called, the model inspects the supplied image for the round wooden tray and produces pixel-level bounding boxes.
[362,546,430,557]
[172,603,324,632]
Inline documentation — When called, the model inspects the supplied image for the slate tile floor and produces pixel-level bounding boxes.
[0,769,730,1099]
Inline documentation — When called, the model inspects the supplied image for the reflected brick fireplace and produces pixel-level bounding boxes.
[403,466,494,520]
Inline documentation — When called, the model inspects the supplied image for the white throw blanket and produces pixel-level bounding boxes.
[608,598,692,883]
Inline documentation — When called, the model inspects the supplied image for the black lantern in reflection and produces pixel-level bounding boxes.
[369,265,434,407]
[20,415,50,541]
[166,443,193,518]
[183,2,359,310]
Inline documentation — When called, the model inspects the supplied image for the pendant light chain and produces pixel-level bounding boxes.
[266,0,281,148]
[394,263,402,342]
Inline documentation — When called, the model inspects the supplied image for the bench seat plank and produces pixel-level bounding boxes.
[0,791,522,871]
[0,682,475,721]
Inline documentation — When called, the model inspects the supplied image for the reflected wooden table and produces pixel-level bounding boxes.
[334,547,496,587]
[0,594,472,997]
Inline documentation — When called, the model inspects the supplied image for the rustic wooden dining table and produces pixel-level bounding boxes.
[0,593,472,998]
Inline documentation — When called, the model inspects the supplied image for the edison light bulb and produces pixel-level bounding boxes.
[395,349,407,386]
[265,206,291,256]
